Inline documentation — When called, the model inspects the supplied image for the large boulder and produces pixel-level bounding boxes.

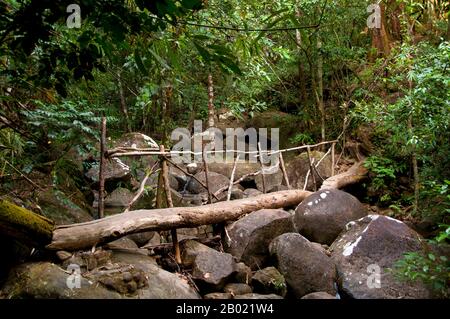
[2,262,123,299]
[191,250,237,292]
[330,215,433,299]
[224,209,295,269]
[269,233,337,298]
[85,157,131,184]
[1,235,198,300]
[186,171,230,194]
[294,189,367,245]
[181,240,215,267]
[104,187,134,207]
[286,151,332,191]
[183,240,237,291]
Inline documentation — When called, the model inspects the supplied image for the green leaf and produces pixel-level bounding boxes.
[148,48,171,70]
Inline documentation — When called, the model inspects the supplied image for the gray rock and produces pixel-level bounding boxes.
[2,262,123,299]
[269,233,337,298]
[223,283,253,295]
[225,209,295,269]
[85,157,131,183]
[192,250,237,291]
[301,292,337,299]
[330,215,433,299]
[294,189,367,245]
[252,267,287,297]
[181,240,216,267]
[104,187,134,207]
[187,171,230,194]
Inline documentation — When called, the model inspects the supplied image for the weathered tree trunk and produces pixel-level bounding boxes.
[47,190,312,251]
[369,4,391,60]
[320,161,368,190]
[0,200,54,247]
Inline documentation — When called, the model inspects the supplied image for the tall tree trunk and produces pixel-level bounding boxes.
[369,4,391,60]
[207,73,215,128]
[117,72,131,132]
[295,8,307,104]
[316,34,325,144]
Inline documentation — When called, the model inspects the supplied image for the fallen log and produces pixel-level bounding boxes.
[47,190,312,251]
[320,161,368,190]
[0,200,54,247]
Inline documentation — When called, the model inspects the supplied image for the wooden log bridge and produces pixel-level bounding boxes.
[47,190,312,251]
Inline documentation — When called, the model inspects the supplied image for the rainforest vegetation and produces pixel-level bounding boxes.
[0,0,449,298]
